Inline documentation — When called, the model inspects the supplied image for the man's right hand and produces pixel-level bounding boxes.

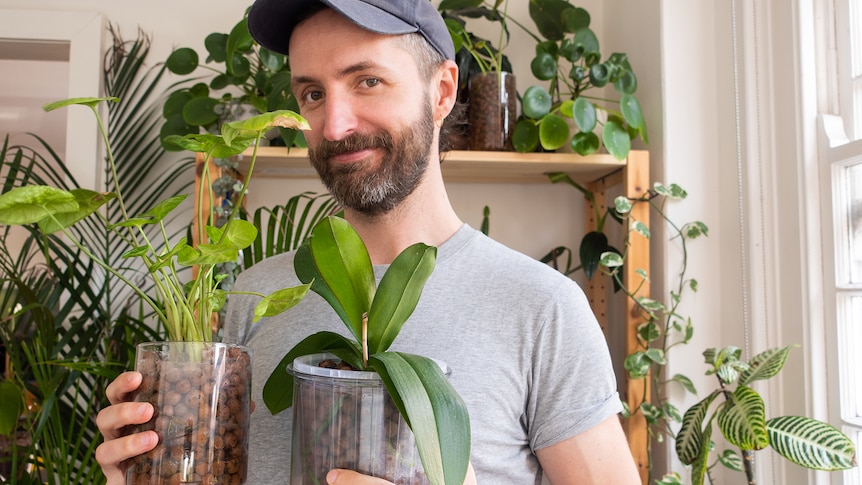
[95,371,158,485]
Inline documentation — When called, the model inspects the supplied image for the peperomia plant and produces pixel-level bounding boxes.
[0,97,311,342]
[513,0,647,159]
[262,215,471,485]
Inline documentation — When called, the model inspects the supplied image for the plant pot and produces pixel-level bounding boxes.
[125,342,252,485]
[467,71,517,151]
[289,353,447,485]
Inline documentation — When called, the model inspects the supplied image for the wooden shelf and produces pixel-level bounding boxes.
[237,146,628,184]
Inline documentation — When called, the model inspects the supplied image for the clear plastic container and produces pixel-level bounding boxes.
[288,353,447,485]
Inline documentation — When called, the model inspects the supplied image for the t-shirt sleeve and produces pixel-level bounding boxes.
[527,278,623,451]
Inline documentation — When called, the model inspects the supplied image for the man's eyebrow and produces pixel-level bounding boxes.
[291,61,386,87]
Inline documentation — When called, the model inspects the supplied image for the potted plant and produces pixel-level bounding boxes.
[0,98,313,485]
[513,0,647,159]
[262,216,472,485]
[540,177,856,483]
[441,0,517,151]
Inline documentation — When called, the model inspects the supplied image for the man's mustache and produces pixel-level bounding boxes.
[311,132,394,161]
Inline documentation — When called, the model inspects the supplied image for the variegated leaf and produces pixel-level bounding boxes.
[767,415,857,470]
[717,385,769,450]
[676,392,718,465]
[738,345,796,386]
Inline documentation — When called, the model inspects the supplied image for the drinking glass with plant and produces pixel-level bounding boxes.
[0,97,312,484]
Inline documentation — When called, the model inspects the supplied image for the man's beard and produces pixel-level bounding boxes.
[308,102,435,216]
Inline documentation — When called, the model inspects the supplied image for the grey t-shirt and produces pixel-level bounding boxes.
[224,224,622,484]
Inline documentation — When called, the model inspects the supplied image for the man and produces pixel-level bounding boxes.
[96,1,641,483]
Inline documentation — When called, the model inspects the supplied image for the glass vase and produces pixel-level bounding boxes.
[125,341,252,485]
[467,71,517,151]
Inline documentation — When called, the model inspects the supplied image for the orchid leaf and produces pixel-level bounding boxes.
[370,352,470,485]
[368,243,436,354]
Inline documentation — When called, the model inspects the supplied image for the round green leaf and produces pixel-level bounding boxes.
[160,114,198,151]
[602,120,631,160]
[539,114,569,151]
[182,97,221,126]
[572,27,600,54]
[228,53,251,78]
[572,97,597,132]
[512,119,539,153]
[559,40,582,63]
[165,47,198,75]
[189,82,210,98]
[522,85,552,119]
[210,74,230,90]
[562,7,591,32]
[530,52,557,81]
[259,47,285,72]
[163,90,192,119]
[571,131,599,156]
[589,63,610,87]
[535,40,558,57]
[204,32,228,63]
[614,69,638,94]
[621,94,646,131]
[559,99,574,118]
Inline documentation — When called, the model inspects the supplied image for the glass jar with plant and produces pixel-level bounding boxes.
[441,0,517,151]
[0,97,313,485]
[513,0,647,159]
[263,216,472,485]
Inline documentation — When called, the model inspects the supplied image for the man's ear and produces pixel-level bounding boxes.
[434,60,459,120]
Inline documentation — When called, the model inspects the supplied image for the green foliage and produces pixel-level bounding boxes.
[0,102,312,342]
[161,10,305,150]
[675,346,856,482]
[262,216,471,485]
[516,0,647,159]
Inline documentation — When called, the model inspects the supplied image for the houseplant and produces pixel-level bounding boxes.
[542,177,856,483]
[513,0,647,159]
[262,216,471,485]
[0,99,313,484]
[440,0,517,151]
[0,29,185,484]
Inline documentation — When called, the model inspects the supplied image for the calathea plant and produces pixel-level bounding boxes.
[668,345,856,485]
[263,215,471,485]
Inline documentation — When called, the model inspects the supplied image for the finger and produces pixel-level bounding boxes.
[95,430,158,484]
[326,469,394,484]
[105,371,142,405]
[96,401,154,441]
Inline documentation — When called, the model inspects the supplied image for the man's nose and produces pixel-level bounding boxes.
[321,91,358,141]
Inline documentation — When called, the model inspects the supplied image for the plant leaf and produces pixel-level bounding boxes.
[602,119,631,160]
[579,231,609,279]
[717,385,769,450]
[0,379,23,436]
[368,243,436,354]
[0,185,78,225]
[38,189,115,234]
[676,392,718,465]
[766,415,856,470]
[261,332,359,414]
[738,345,796,385]
[308,216,376,339]
[370,352,470,485]
[253,282,312,322]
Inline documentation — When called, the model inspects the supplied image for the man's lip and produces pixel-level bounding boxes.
[329,148,376,163]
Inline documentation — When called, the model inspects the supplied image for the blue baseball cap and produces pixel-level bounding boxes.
[247,0,456,61]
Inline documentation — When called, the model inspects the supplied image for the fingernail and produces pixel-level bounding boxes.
[137,431,156,447]
[137,403,151,417]
[326,469,339,484]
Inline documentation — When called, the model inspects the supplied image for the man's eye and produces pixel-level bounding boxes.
[304,90,323,102]
[363,78,380,88]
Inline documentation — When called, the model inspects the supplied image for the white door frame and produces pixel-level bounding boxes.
[0,9,103,189]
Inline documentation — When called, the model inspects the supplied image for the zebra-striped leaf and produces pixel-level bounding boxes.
[717,385,769,450]
[676,391,719,465]
[690,419,713,485]
[767,415,857,470]
[739,345,796,386]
